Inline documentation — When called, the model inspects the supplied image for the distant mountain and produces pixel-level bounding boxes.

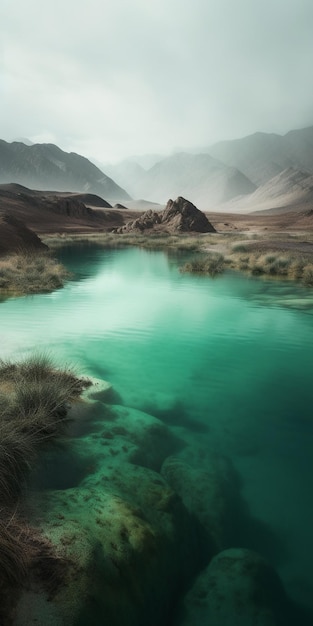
[223,167,313,213]
[104,160,147,198]
[0,140,131,203]
[208,126,313,186]
[108,152,256,210]
[14,137,34,146]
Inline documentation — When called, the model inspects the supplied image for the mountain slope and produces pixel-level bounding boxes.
[0,140,131,203]
[104,160,147,198]
[209,126,313,186]
[219,168,313,213]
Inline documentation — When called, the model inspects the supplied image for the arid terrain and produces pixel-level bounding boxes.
[1,183,313,260]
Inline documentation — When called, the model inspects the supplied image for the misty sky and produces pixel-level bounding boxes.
[1,0,313,163]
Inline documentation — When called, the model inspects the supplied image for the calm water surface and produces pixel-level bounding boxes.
[2,245,313,616]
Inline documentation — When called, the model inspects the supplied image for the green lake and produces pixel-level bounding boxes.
[3,245,313,623]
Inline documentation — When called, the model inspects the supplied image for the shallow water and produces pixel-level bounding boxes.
[2,244,313,619]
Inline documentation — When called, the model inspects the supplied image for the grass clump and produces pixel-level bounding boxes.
[228,248,313,286]
[0,354,89,601]
[231,244,248,253]
[302,266,313,286]
[181,254,225,277]
[0,354,87,504]
[0,250,70,295]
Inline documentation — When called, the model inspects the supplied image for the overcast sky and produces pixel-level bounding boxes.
[1,0,313,163]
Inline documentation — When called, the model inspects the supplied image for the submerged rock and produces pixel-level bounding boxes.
[161,454,233,550]
[14,401,201,626]
[177,548,288,626]
[17,469,201,626]
[80,375,113,402]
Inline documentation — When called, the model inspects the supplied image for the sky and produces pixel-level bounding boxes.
[1,0,313,164]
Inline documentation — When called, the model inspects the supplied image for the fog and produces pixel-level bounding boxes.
[1,0,313,162]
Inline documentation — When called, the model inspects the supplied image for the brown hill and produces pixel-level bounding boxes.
[0,184,124,234]
[0,213,47,255]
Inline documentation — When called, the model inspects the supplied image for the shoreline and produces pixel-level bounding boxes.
[42,229,313,288]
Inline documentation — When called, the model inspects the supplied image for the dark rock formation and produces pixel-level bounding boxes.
[0,212,47,255]
[115,196,216,234]
[113,203,128,209]
[161,196,216,232]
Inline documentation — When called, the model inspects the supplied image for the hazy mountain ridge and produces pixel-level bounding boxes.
[107,152,256,210]
[209,126,313,186]
[110,125,313,213]
[3,125,313,214]
[0,140,131,203]
[104,160,147,198]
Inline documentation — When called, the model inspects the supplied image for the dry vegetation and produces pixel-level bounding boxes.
[181,247,313,286]
[230,248,312,284]
[0,355,89,609]
[45,230,313,287]
[0,249,70,295]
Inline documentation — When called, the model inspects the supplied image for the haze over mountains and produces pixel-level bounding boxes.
[105,153,256,209]
[209,126,313,186]
[2,126,313,213]
[107,125,313,212]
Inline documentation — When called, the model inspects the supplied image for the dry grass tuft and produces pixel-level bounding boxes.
[0,355,87,606]
[181,254,225,277]
[0,249,70,295]
[228,249,313,285]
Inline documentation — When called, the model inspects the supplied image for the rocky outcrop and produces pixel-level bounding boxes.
[162,197,216,232]
[115,196,216,234]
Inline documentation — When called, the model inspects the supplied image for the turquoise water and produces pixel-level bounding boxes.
[2,245,313,620]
